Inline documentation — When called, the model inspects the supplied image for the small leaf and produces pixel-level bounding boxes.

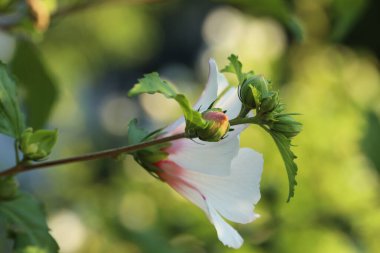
[128,72,177,98]
[0,192,59,253]
[20,128,58,161]
[128,73,207,133]
[268,130,298,202]
[0,62,25,138]
[221,54,244,83]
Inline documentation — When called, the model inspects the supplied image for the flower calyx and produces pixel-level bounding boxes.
[269,114,302,138]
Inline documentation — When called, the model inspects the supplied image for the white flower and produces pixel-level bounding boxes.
[155,59,263,249]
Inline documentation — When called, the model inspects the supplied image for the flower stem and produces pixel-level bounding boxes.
[229,117,262,126]
[0,132,186,177]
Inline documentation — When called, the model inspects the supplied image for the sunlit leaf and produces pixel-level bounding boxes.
[128,73,207,132]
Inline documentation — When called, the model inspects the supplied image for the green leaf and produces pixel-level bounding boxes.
[0,62,25,138]
[128,72,177,98]
[221,54,244,83]
[128,73,207,133]
[127,119,170,175]
[268,130,298,202]
[0,192,59,253]
[20,128,58,161]
[221,54,255,86]
[10,40,58,129]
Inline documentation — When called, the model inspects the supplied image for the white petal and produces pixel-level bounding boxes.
[182,148,263,223]
[157,161,243,248]
[216,69,230,94]
[168,136,240,176]
[215,87,241,119]
[158,148,263,248]
[164,59,224,134]
[207,204,243,249]
[194,59,221,112]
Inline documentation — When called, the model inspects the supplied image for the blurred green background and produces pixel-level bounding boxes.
[1,0,380,252]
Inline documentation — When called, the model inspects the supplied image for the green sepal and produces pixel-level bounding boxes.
[0,62,26,139]
[270,114,302,138]
[128,72,209,137]
[127,119,170,175]
[20,128,57,161]
[0,192,59,253]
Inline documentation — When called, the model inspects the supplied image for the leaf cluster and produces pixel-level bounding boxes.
[0,63,58,252]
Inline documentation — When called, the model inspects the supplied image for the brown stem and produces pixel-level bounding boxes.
[0,132,186,177]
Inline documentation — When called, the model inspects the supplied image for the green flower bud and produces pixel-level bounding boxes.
[239,75,270,110]
[197,109,230,142]
[20,128,58,161]
[260,91,279,114]
[239,80,259,109]
[270,115,302,138]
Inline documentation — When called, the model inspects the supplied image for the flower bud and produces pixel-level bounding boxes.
[260,91,279,114]
[197,109,230,142]
[270,115,302,138]
[20,128,57,161]
[239,75,270,110]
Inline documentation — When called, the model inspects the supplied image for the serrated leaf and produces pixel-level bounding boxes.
[221,54,244,83]
[0,62,25,138]
[128,72,177,98]
[128,72,206,131]
[10,40,58,129]
[0,192,59,253]
[269,130,298,202]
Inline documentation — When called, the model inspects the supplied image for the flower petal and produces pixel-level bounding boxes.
[167,136,240,176]
[156,160,243,248]
[207,204,243,249]
[183,148,263,223]
[215,87,241,119]
[157,147,263,248]
[193,59,221,112]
